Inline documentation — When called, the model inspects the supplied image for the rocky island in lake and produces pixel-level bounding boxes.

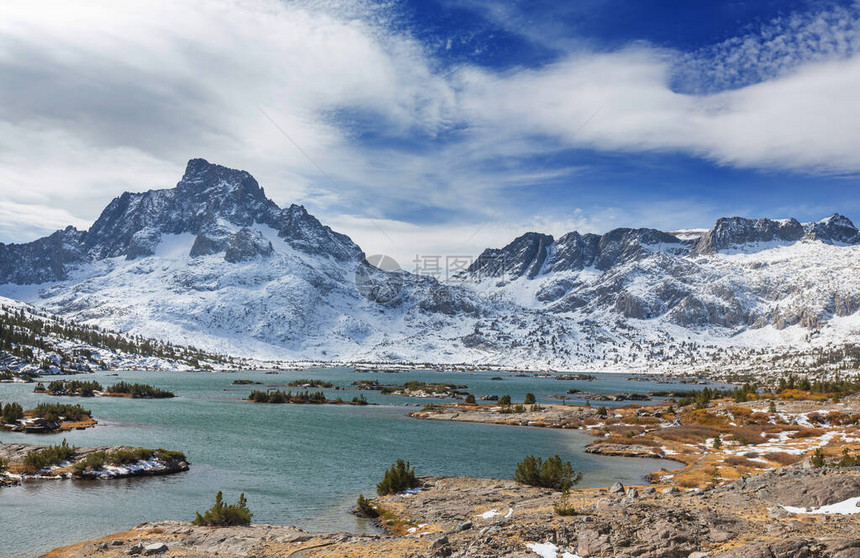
[1,401,97,433]
[0,441,189,485]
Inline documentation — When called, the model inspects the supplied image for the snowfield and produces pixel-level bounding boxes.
[1,160,858,375]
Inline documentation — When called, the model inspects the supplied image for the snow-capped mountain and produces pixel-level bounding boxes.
[1,159,858,375]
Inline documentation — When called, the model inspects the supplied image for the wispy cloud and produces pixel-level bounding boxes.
[0,0,858,257]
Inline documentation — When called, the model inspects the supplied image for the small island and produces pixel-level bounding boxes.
[286,378,339,389]
[0,441,188,484]
[248,389,371,405]
[352,380,469,398]
[34,380,175,399]
[1,401,97,433]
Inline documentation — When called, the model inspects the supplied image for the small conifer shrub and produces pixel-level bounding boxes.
[514,455,582,491]
[356,493,379,518]
[376,459,419,495]
[192,491,253,526]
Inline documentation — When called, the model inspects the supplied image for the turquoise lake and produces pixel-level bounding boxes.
[0,368,723,557]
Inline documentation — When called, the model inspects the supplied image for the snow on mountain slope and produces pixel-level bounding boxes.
[0,159,858,375]
[0,295,233,375]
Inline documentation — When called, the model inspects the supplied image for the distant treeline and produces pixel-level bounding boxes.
[35,380,174,398]
[248,389,369,406]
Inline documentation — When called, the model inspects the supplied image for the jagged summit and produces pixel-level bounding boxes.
[804,213,859,244]
[466,226,685,280]
[0,159,363,284]
[467,213,859,282]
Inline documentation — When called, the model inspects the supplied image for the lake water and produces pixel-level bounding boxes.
[0,368,721,557]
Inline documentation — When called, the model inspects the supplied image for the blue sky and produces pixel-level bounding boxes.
[0,0,858,262]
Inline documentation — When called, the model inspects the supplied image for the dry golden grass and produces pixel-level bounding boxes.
[659,425,719,445]
[764,452,803,466]
[724,455,765,468]
[788,427,826,439]
[778,389,830,401]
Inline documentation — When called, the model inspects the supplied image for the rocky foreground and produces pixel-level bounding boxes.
[44,464,860,558]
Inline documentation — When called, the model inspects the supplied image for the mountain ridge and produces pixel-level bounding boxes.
[1,159,858,374]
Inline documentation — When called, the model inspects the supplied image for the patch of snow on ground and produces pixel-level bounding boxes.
[782,497,860,515]
[526,541,582,558]
[476,509,501,519]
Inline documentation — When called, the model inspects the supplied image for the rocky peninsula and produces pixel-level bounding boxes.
[43,464,860,557]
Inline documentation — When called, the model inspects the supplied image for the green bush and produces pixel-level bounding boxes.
[597,406,608,418]
[32,402,91,422]
[465,394,476,404]
[524,393,536,405]
[712,435,722,449]
[106,382,174,398]
[248,389,325,404]
[514,455,581,491]
[154,448,187,462]
[553,489,576,516]
[23,439,76,472]
[192,491,253,527]
[498,395,512,406]
[109,448,154,465]
[356,493,379,518]
[0,457,8,474]
[837,449,860,467]
[44,380,103,396]
[811,448,826,467]
[75,451,106,472]
[1,401,23,423]
[270,390,287,403]
[351,394,368,405]
[377,459,419,495]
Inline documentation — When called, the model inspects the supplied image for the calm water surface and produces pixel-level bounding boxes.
[0,368,720,556]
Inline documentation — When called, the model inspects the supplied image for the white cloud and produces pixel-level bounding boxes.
[453,46,860,174]
[0,0,858,254]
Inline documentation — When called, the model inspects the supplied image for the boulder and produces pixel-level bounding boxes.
[143,542,168,555]
[626,487,639,499]
[609,482,625,494]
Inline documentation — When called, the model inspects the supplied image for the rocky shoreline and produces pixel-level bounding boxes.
[43,464,860,557]
[32,389,860,557]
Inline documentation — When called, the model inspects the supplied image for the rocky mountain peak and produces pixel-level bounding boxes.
[694,216,804,254]
[804,213,859,244]
[178,158,268,203]
[466,232,554,279]
[0,159,365,283]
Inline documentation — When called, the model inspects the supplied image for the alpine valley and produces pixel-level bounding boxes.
[1,159,859,376]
